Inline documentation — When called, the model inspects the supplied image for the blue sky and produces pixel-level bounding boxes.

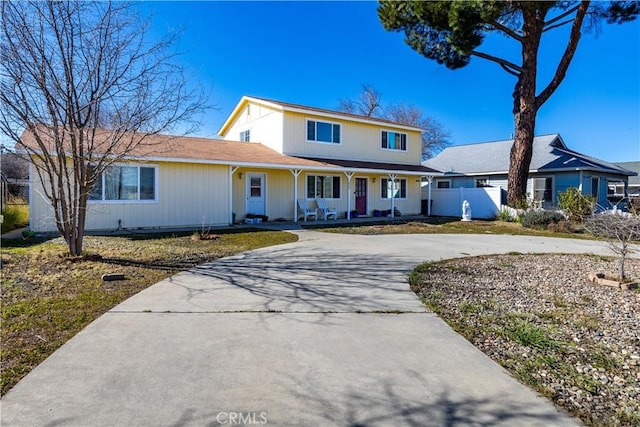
[146,2,637,162]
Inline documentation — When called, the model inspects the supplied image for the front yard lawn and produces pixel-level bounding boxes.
[0,229,297,396]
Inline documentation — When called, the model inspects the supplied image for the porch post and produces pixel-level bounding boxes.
[229,166,239,224]
[344,171,354,220]
[290,169,302,222]
[426,175,434,216]
[388,173,397,219]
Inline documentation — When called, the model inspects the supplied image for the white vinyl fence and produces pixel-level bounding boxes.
[425,187,503,219]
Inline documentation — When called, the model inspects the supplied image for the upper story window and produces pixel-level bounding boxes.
[89,165,156,202]
[307,119,341,144]
[239,129,250,142]
[381,130,407,151]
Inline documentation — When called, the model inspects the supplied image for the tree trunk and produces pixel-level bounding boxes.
[507,8,544,207]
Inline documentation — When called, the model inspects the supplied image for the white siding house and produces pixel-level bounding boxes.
[24,96,441,233]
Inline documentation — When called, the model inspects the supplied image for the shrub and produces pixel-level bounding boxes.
[558,187,595,222]
[1,203,29,233]
[497,206,519,222]
[521,210,565,229]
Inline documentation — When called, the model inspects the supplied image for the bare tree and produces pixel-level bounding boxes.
[339,85,451,160]
[584,213,640,281]
[338,84,383,118]
[0,151,29,179]
[0,1,208,256]
[385,103,452,160]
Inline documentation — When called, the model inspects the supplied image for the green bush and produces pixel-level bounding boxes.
[521,210,565,229]
[558,187,595,222]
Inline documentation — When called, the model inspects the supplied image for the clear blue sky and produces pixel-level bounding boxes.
[143,1,639,162]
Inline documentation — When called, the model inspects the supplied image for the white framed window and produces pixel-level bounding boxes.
[475,178,491,188]
[239,129,250,142]
[306,119,341,144]
[89,164,157,202]
[306,175,341,199]
[532,176,553,203]
[381,130,407,151]
[436,180,451,189]
[381,178,407,199]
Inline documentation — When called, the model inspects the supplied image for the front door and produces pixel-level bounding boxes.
[246,173,265,215]
[355,178,367,215]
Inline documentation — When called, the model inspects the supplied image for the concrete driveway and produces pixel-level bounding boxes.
[2,231,609,426]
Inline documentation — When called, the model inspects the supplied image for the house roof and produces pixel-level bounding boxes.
[218,95,425,136]
[299,156,440,175]
[423,134,637,177]
[19,127,437,176]
[614,161,640,185]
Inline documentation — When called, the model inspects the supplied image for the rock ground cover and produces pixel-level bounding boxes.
[410,254,640,427]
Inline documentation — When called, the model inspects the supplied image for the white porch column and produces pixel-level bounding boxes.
[229,166,239,224]
[388,173,397,219]
[344,171,354,220]
[426,175,434,216]
[290,169,302,222]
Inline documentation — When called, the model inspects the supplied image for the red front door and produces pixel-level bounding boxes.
[355,178,367,215]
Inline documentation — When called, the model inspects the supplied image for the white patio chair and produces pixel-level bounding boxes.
[316,198,337,220]
[297,199,318,221]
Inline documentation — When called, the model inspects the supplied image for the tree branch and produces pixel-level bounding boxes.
[470,50,522,75]
[489,20,522,41]
[537,1,590,109]
[544,4,581,28]
[543,18,577,33]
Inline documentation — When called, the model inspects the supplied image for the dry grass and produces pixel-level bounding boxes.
[0,230,297,395]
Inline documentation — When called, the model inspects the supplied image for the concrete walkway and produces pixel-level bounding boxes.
[2,231,612,426]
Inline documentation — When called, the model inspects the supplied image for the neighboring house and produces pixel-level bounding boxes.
[423,134,637,209]
[24,96,440,232]
[613,161,640,196]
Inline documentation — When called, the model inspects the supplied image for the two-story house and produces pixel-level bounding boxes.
[25,96,440,232]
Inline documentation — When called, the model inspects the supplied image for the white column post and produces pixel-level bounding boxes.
[229,166,239,224]
[290,169,302,222]
[388,173,397,219]
[344,171,354,220]
[426,175,433,216]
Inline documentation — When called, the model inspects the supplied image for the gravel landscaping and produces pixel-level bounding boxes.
[409,253,640,427]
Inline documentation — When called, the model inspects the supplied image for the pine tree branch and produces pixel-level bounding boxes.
[470,50,522,76]
[537,1,590,108]
[489,20,523,41]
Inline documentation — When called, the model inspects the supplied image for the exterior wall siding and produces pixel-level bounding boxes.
[30,162,230,232]
[282,111,422,165]
[231,169,422,222]
[222,104,285,153]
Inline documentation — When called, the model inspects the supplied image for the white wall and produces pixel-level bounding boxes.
[427,187,503,219]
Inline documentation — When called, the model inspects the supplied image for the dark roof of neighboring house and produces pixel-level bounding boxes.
[19,127,434,175]
[299,156,440,175]
[423,134,637,177]
[614,161,640,185]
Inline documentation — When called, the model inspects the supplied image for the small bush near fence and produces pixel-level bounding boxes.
[1,196,29,234]
[521,210,566,230]
[558,187,595,222]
